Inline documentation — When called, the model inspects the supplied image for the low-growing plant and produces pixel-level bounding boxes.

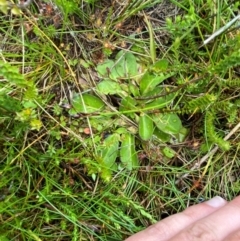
[1,0,240,240]
[0,61,42,131]
[64,49,189,181]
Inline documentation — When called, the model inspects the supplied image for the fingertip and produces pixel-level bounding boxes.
[205,196,227,208]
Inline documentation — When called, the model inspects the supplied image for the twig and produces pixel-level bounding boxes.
[175,121,240,185]
[201,14,240,47]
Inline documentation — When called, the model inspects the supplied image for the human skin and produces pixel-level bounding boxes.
[125,196,240,241]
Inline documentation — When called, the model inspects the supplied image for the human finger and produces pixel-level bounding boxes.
[125,196,227,241]
[223,229,240,241]
[169,195,240,241]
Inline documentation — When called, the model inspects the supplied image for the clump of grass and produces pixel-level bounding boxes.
[0,0,240,240]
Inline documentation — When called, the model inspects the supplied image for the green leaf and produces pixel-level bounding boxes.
[97,50,138,81]
[152,113,182,135]
[144,15,156,63]
[115,50,138,77]
[0,0,7,14]
[23,101,37,109]
[151,59,169,73]
[176,127,188,142]
[98,133,119,182]
[139,114,153,141]
[153,129,170,142]
[116,127,128,134]
[0,0,7,5]
[119,96,137,118]
[129,83,140,97]
[143,93,175,110]
[0,61,28,87]
[70,94,105,114]
[0,5,7,14]
[140,72,174,95]
[141,86,163,97]
[0,236,9,241]
[101,133,120,168]
[97,79,123,95]
[97,60,114,77]
[11,6,22,15]
[0,94,22,112]
[162,147,175,158]
[120,133,138,170]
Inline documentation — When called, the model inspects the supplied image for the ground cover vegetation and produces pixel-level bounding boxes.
[0,0,240,240]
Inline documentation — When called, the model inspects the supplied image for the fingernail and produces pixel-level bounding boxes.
[205,196,226,208]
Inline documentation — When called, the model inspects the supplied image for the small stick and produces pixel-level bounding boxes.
[201,14,240,47]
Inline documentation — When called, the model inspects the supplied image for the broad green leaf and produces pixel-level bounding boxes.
[129,83,140,97]
[23,101,37,109]
[97,59,123,81]
[109,65,124,80]
[101,133,120,168]
[152,113,182,135]
[70,93,105,114]
[120,133,138,170]
[0,5,7,14]
[131,43,146,54]
[142,86,163,97]
[144,93,175,110]
[110,51,138,80]
[140,72,174,95]
[93,133,120,182]
[97,51,138,81]
[97,59,114,77]
[0,0,7,14]
[115,127,128,134]
[139,114,153,141]
[97,79,123,95]
[163,147,175,158]
[11,6,22,15]
[151,59,169,73]
[153,129,170,142]
[176,127,188,142]
[125,52,138,76]
[115,50,138,77]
